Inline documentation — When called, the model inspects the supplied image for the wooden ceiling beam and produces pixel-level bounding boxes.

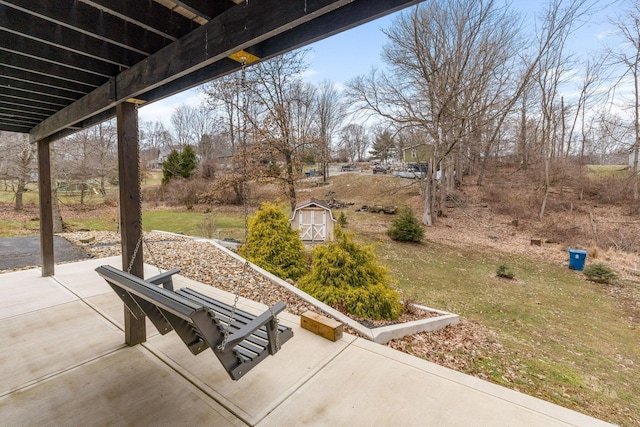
[0,98,59,114]
[0,5,145,68]
[0,77,83,101]
[3,0,173,56]
[0,107,49,121]
[122,0,422,113]
[1,65,96,95]
[0,122,31,133]
[163,0,234,21]
[0,48,109,88]
[0,87,69,108]
[31,0,421,143]
[80,0,197,40]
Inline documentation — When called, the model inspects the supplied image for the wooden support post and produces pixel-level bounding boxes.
[37,141,55,277]
[117,101,146,345]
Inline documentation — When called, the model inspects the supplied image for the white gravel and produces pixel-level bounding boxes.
[63,230,319,316]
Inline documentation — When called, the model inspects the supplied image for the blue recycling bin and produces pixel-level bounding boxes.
[568,249,587,271]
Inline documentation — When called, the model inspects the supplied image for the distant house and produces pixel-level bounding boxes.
[290,198,337,242]
[402,143,434,165]
[146,147,172,170]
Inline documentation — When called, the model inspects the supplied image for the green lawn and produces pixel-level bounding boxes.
[141,210,246,241]
[586,164,630,178]
[373,237,639,425]
[0,202,246,240]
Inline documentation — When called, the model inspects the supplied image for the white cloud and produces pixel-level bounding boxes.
[138,88,206,124]
[596,29,617,40]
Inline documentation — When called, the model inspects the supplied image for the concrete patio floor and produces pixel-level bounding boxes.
[0,257,611,426]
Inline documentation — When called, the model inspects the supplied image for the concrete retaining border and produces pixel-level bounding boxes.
[154,231,460,344]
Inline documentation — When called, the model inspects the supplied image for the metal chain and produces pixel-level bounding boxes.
[126,233,143,273]
[219,57,249,350]
[126,102,161,276]
[236,57,280,350]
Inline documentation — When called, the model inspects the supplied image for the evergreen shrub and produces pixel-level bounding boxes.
[496,264,515,279]
[387,207,424,242]
[240,202,307,280]
[583,264,617,284]
[299,227,402,320]
[162,146,198,184]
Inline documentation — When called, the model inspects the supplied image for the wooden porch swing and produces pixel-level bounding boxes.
[96,264,293,381]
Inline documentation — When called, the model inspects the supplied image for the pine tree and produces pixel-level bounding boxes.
[240,202,308,280]
[179,145,197,178]
[387,207,424,243]
[162,146,198,183]
[369,129,395,163]
[162,149,181,184]
[299,227,402,320]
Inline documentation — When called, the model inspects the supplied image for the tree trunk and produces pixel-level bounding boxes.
[539,158,550,220]
[80,183,86,205]
[634,71,640,200]
[14,179,25,211]
[476,141,492,186]
[422,158,435,226]
[284,152,297,211]
[51,186,64,233]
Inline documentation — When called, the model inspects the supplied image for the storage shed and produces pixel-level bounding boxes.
[290,198,337,242]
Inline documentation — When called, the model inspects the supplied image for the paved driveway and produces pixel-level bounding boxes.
[0,236,88,271]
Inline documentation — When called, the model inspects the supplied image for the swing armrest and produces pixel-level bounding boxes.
[221,302,286,349]
[147,268,181,291]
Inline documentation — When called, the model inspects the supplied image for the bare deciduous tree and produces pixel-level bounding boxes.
[314,80,345,180]
[340,123,369,163]
[0,131,35,210]
[534,0,600,219]
[201,74,244,153]
[244,49,315,210]
[170,105,199,150]
[347,0,522,225]
[610,0,640,199]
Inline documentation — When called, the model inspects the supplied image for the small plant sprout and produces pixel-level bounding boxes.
[496,264,515,279]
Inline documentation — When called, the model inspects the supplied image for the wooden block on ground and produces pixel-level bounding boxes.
[300,311,343,342]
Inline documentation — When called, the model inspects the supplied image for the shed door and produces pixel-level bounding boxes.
[299,209,326,241]
[312,211,327,241]
[299,210,312,240]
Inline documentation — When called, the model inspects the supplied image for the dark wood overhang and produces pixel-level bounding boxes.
[0,0,421,143]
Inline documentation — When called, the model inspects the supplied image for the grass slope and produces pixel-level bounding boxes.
[374,238,639,424]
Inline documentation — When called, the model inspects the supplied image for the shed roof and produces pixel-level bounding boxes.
[290,198,336,222]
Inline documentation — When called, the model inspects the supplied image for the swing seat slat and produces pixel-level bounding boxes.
[176,287,292,341]
[96,265,293,381]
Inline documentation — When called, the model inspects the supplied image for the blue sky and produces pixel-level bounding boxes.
[138,1,623,124]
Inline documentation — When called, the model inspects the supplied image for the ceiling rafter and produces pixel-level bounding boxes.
[0,0,161,56]
[79,0,195,40]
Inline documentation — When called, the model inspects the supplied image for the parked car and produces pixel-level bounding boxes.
[393,169,424,179]
[304,168,323,177]
[372,165,389,174]
[341,164,356,172]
